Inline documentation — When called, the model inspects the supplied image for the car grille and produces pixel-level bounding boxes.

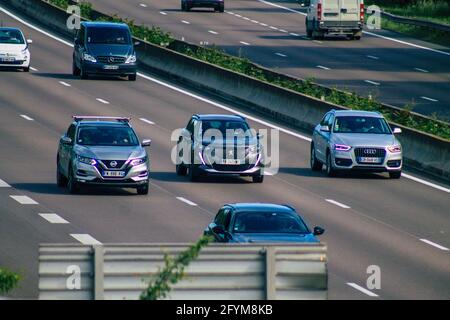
[0,60,23,65]
[96,56,126,64]
[211,164,255,172]
[354,147,386,165]
[99,160,127,169]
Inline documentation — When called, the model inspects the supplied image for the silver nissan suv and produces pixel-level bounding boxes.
[311,110,403,179]
[57,116,151,194]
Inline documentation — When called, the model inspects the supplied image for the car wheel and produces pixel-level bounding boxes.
[72,60,81,76]
[137,181,149,195]
[219,5,224,12]
[23,66,30,72]
[189,164,200,182]
[129,73,137,81]
[252,174,264,183]
[326,151,337,177]
[389,171,401,179]
[56,163,67,187]
[181,2,186,11]
[176,163,188,176]
[80,66,88,79]
[310,144,323,171]
[306,19,313,38]
[67,166,80,194]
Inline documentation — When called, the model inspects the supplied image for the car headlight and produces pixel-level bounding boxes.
[83,53,97,63]
[125,54,136,64]
[77,155,97,166]
[130,157,147,166]
[334,144,352,152]
[388,145,402,153]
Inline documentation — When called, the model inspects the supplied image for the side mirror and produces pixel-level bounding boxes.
[212,225,226,235]
[313,226,325,236]
[141,139,152,147]
[26,39,33,44]
[393,128,402,134]
[61,136,72,145]
[320,125,330,132]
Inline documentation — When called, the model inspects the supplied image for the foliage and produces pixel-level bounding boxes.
[140,236,213,300]
[0,269,20,295]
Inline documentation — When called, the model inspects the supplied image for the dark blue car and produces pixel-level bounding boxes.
[181,0,224,12]
[204,203,325,243]
[72,22,138,81]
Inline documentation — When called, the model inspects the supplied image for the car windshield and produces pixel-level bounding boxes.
[201,120,252,138]
[333,116,392,134]
[86,27,131,45]
[233,212,309,234]
[77,126,139,146]
[0,29,25,44]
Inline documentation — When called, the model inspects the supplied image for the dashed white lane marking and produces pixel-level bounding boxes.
[59,81,71,87]
[20,114,34,121]
[367,55,379,60]
[10,195,38,204]
[139,3,147,7]
[176,197,198,206]
[4,4,447,196]
[96,98,110,104]
[420,239,449,251]
[29,66,38,71]
[365,80,380,86]
[347,283,379,297]
[0,179,11,187]
[240,41,250,46]
[258,0,450,57]
[420,96,438,102]
[39,213,69,224]
[290,32,300,36]
[326,199,351,209]
[275,52,287,57]
[260,23,268,27]
[279,29,288,33]
[269,26,279,30]
[139,117,155,125]
[181,20,190,24]
[317,65,331,70]
[208,30,218,35]
[414,67,429,73]
[159,11,167,15]
[70,234,102,245]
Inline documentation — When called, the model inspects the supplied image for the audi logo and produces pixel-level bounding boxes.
[364,149,377,155]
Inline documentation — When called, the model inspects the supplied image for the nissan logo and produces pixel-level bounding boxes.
[364,149,377,155]
[110,161,118,168]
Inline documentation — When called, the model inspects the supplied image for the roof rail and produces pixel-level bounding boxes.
[72,116,131,123]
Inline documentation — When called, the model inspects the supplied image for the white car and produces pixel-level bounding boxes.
[0,27,32,72]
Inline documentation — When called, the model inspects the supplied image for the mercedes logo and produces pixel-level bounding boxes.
[108,56,114,63]
[110,161,118,168]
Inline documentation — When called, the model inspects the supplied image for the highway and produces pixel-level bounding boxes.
[0,5,449,300]
[89,0,450,120]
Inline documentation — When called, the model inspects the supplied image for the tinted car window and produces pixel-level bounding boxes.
[202,120,251,137]
[233,212,309,234]
[77,126,139,146]
[86,27,131,45]
[67,124,76,141]
[0,29,24,44]
[214,209,227,226]
[334,116,391,134]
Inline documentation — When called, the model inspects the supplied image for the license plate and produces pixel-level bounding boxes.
[103,171,125,177]
[221,159,241,165]
[103,65,119,70]
[1,57,15,62]
[358,157,381,163]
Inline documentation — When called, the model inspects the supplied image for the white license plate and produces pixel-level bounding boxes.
[1,57,15,62]
[221,159,241,165]
[103,65,119,70]
[103,171,125,177]
[358,157,381,163]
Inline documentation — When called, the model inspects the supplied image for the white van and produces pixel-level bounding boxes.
[301,0,364,40]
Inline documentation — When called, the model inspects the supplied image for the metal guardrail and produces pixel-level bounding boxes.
[38,243,328,300]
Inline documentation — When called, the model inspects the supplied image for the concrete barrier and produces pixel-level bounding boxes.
[1,0,448,181]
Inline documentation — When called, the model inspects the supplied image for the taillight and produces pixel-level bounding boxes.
[360,3,365,22]
[317,3,322,21]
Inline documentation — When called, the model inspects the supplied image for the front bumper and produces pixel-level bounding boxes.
[73,161,149,187]
[82,61,137,76]
[331,148,402,172]
[197,153,263,176]
[0,56,30,68]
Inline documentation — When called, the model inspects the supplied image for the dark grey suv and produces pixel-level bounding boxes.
[181,0,225,12]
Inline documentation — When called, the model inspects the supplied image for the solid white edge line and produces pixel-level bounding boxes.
[242,17,250,21]
[181,20,190,24]
[365,80,380,86]
[275,52,287,57]
[290,32,300,36]
[367,55,379,60]
[176,197,198,206]
[20,114,34,121]
[139,4,147,8]
[96,98,110,104]
[326,199,351,209]
[0,179,11,187]
[39,213,69,224]
[414,68,429,73]
[29,66,38,71]
[347,283,379,297]
[2,4,448,195]
[70,234,102,245]
[420,96,438,102]
[420,239,449,251]
[239,41,250,46]
[160,11,167,15]
[139,117,155,125]
[269,26,278,30]
[260,23,268,27]
[10,195,38,204]
[317,65,330,70]
[59,81,71,87]
[208,30,218,35]
[257,0,450,57]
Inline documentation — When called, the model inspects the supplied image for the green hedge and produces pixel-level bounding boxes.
[0,269,20,295]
